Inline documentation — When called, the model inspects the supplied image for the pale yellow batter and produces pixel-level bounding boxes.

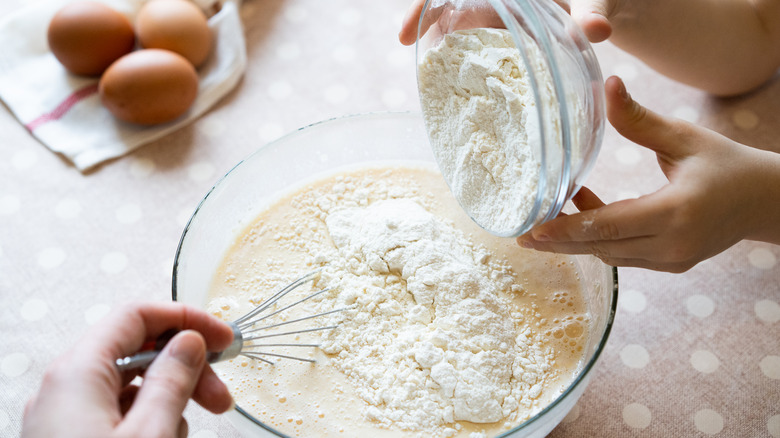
[207,165,589,438]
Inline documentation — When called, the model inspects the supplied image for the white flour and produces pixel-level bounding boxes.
[315,198,554,436]
[418,28,558,235]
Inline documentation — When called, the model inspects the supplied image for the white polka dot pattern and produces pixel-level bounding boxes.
[284,5,307,23]
[177,208,194,227]
[686,295,714,318]
[755,300,780,323]
[188,162,216,183]
[620,344,650,369]
[100,252,128,275]
[622,403,652,429]
[332,45,356,63]
[85,304,111,325]
[672,105,700,123]
[324,84,350,104]
[690,350,719,374]
[386,47,412,68]
[615,146,641,165]
[1,353,30,378]
[0,195,20,216]
[257,122,284,143]
[614,190,640,201]
[199,118,227,138]
[20,299,48,322]
[759,356,780,380]
[381,88,407,108]
[129,158,155,178]
[115,203,142,224]
[11,149,37,170]
[0,409,8,431]
[613,63,639,81]
[276,42,301,60]
[694,409,724,435]
[268,80,293,100]
[619,289,646,313]
[769,415,780,437]
[37,247,65,269]
[339,8,361,26]
[55,198,81,219]
[748,248,777,270]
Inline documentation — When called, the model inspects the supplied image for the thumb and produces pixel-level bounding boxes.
[606,76,694,159]
[121,331,206,436]
[570,0,612,42]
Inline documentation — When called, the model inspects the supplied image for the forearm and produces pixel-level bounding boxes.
[609,0,780,96]
[744,148,780,244]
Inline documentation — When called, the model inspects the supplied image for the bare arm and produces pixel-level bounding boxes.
[574,0,780,95]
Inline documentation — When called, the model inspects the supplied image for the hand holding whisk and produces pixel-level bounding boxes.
[116,269,344,371]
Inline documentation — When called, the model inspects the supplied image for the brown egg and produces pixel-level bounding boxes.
[135,0,213,68]
[99,49,199,125]
[47,1,135,76]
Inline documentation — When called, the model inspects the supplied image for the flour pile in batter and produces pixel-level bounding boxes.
[317,198,553,433]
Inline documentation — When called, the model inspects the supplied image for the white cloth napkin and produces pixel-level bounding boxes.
[0,0,246,171]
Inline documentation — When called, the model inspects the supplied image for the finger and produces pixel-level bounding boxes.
[120,331,206,436]
[399,0,429,45]
[552,0,570,14]
[119,384,139,416]
[605,76,695,159]
[571,186,605,211]
[178,417,188,438]
[120,368,141,388]
[521,233,664,261]
[589,255,694,273]
[192,364,234,414]
[23,394,37,420]
[570,0,612,42]
[529,189,677,242]
[76,302,233,371]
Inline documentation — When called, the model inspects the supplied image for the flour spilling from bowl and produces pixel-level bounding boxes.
[418,28,559,235]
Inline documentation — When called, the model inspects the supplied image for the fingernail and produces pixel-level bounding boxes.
[169,331,204,368]
[519,238,534,249]
[616,78,629,102]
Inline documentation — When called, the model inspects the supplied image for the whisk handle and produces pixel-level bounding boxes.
[114,324,243,372]
[115,349,229,372]
[116,350,160,372]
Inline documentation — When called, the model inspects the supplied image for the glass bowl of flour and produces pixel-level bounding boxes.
[173,112,617,438]
[415,0,605,237]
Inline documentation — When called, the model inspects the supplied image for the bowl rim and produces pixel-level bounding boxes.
[171,111,619,438]
[497,264,618,437]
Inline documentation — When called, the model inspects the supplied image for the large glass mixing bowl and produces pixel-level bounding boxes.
[172,112,617,438]
[415,0,606,237]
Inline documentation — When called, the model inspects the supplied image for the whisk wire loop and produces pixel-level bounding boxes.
[241,307,348,336]
[115,268,343,371]
[233,269,323,327]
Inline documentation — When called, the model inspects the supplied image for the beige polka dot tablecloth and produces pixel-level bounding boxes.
[1,1,779,437]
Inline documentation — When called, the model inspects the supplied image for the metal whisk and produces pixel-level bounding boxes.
[116,269,342,371]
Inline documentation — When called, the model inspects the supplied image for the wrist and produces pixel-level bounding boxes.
[743,148,780,244]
